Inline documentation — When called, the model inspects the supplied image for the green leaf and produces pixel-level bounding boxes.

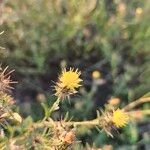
[41,102,49,119]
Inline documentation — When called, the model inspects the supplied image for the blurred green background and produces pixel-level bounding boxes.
[0,0,150,149]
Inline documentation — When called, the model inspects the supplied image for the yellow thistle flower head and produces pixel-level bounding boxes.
[55,68,82,99]
[59,68,82,90]
[112,108,129,128]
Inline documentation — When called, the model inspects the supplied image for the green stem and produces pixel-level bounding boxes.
[43,98,61,121]
[33,110,150,129]
[48,98,61,117]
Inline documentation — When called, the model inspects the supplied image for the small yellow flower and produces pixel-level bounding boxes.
[92,71,101,79]
[108,97,120,106]
[55,68,82,99]
[136,7,143,15]
[112,109,129,128]
[59,68,82,90]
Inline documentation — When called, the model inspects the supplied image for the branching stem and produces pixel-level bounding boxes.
[33,110,150,129]
[123,97,150,111]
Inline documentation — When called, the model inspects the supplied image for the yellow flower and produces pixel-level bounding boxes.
[92,71,101,79]
[136,7,143,15]
[55,68,82,99]
[112,109,129,128]
[59,68,82,90]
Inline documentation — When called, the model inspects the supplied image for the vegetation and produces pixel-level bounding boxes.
[0,0,150,149]
[0,66,149,149]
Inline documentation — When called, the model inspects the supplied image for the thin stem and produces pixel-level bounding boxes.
[123,97,150,111]
[33,119,99,129]
[128,110,150,116]
[64,119,99,127]
[32,110,150,129]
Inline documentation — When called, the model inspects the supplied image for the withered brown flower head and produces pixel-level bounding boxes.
[0,66,17,92]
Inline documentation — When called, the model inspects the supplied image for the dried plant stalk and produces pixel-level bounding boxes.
[0,66,17,92]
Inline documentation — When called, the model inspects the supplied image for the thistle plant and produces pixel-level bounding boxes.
[0,66,21,141]
[54,68,82,99]
[0,66,149,149]
[0,66,17,92]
